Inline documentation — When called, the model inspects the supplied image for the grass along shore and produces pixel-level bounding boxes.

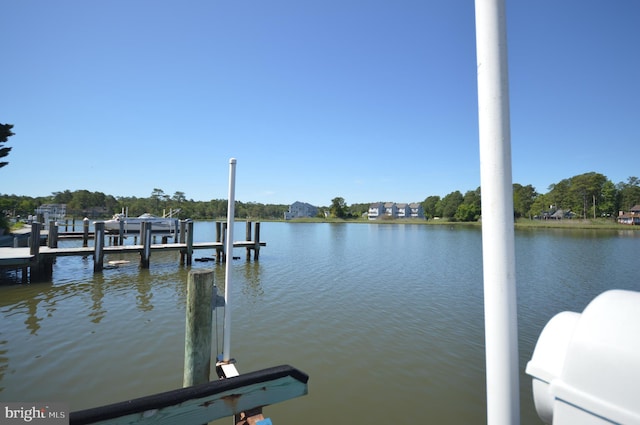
[283,216,639,230]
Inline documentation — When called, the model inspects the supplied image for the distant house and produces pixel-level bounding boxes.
[396,203,410,218]
[543,208,575,220]
[409,203,425,219]
[284,201,318,220]
[34,204,66,222]
[617,205,640,225]
[368,202,425,220]
[367,202,385,220]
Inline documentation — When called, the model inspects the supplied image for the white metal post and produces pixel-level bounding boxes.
[222,158,237,362]
[474,0,520,424]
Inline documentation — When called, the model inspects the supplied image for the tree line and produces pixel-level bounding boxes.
[1,173,639,230]
[0,188,289,223]
[421,173,640,221]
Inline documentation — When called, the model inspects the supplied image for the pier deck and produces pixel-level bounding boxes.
[1,220,265,283]
[0,241,265,268]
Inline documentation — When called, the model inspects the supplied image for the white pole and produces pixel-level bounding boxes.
[474,0,520,424]
[222,158,237,362]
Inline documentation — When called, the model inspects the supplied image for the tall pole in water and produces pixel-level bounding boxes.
[222,158,237,362]
[474,0,520,424]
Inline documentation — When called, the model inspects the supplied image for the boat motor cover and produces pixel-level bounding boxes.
[526,290,640,425]
[525,311,580,424]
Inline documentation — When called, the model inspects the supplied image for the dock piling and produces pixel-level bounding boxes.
[83,217,90,247]
[28,221,49,281]
[245,221,252,260]
[48,220,58,248]
[118,219,125,245]
[140,222,152,268]
[183,269,214,387]
[216,222,224,263]
[186,220,194,265]
[94,222,105,272]
[254,222,261,260]
[29,222,41,264]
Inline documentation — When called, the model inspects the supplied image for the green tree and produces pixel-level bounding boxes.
[67,190,93,214]
[172,191,186,204]
[618,177,640,212]
[547,179,571,211]
[513,183,537,219]
[570,172,608,218]
[329,197,347,218]
[53,190,73,204]
[546,172,609,218]
[0,123,15,169]
[454,188,481,222]
[440,191,463,219]
[150,188,165,212]
[455,203,479,222]
[348,203,370,218]
[529,193,550,218]
[599,180,618,217]
[422,195,441,219]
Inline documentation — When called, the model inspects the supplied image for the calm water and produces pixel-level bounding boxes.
[1,222,639,424]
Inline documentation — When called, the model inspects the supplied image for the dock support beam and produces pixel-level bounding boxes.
[179,220,194,266]
[83,217,90,247]
[29,222,43,281]
[140,222,152,268]
[244,222,261,261]
[48,220,58,248]
[118,219,125,245]
[186,220,194,266]
[245,221,252,260]
[183,269,214,387]
[254,222,261,260]
[94,222,105,272]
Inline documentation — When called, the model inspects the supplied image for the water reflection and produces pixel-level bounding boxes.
[135,269,154,312]
[240,261,264,300]
[1,222,639,424]
[89,273,106,323]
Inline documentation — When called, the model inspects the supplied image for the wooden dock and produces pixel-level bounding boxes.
[0,220,265,283]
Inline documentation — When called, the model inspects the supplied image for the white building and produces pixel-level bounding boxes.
[34,204,67,223]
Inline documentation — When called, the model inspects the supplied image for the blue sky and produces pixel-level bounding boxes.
[2,1,638,206]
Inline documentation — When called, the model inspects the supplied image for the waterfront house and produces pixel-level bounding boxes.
[409,203,425,219]
[367,202,385,220]
[284,201,318,220]
[617,205,640,225]
[384,202,397,218]
[396,203,410,218]
[368,202,425,220]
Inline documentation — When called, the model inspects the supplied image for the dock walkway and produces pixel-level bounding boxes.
[0,241,264,267]
[0,220,264,282]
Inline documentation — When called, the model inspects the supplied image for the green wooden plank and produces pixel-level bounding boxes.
[70,365,308,425]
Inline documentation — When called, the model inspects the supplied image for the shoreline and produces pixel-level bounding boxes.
[281,217,640,230]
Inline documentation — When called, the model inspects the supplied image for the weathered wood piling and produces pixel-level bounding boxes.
[183,269,215,387]
[94,222,105,272]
